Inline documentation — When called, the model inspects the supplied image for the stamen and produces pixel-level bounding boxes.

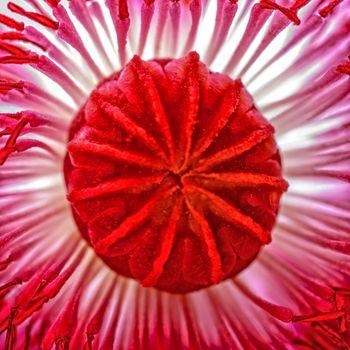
[41,286,82,349]
[106,0,130,66]
[8,2,59,30]
[224,3,272,74]
[25,0,49,16]
[0,257,12,271]
[337,62,350,75]
[0,52,39,64]
[246,14,323,85]
[235,280,294,322]
[118,0,130,20]
[319,0,343,18]
[294,311,346,323]
[0,31,47,51]
[138,0,155,55]
[0,80,25,94]
[259,0,301,25]
[53,5,104,79]
[182,0,202,55]
[34,55,86,103]
[317,323,349,348]
[0,41,28,57]
[4,309,16,350]
[0,278,22,295]
[205,0,238,65]
[69,0,113,70]
[238,0,311,77]
[0,14,25,31]
[169,0,181,56]
[0,116,28,165]
[84,278,117,349]
[96,281,126,349]
[44,0,61,8]
[154,0,170,56]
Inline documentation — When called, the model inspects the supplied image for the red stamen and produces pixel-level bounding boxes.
[337,62,350,75]
[0,278,22,295]
[0,80,25,93]
[0,32,47,51]
[4,310,17,350]
[317,323,349,348]
[291,0,311,10]
[25,0,48,15]
[0,257,12,271]
[182,0,202,54]
[84,280,116,349]
[0,14,25,31]
[319,0,343,18]
[236,280,294,322]
[334,288,350,310]
[0,53,39,64]
[294,311,346,323]
[260,0,301,25]
[293,288,350,340]
[0,116,28,165]
[0,41,28,57]
[119,0,130,20]
[8,2,59,30]
[44,0,61,7]
[138,0,155,55]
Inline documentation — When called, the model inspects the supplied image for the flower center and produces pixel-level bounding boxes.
[64,52,288,294]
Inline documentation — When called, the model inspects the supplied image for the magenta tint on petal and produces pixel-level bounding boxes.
[0,0,350,349]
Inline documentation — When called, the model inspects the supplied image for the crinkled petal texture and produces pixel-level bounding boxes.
[0,0,350,349]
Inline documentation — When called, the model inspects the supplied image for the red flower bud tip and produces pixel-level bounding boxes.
[64,52,288,293]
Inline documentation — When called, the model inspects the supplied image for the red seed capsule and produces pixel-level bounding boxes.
[64,52,288,293]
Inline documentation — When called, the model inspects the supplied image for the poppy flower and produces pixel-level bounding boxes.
[0,0,349,348]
